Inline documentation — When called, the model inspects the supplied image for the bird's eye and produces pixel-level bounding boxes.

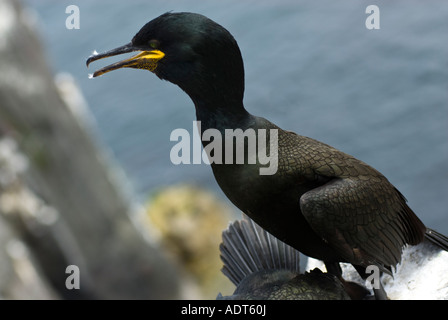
[148,39,160,49]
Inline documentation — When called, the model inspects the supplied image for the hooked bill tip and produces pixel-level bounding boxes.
[86,56,94,67]
[86,51,99,67]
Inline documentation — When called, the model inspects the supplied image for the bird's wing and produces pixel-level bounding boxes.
[289,135,425,272]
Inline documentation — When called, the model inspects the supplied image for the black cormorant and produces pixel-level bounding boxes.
[87,12,448,299]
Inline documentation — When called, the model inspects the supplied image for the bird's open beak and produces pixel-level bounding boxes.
[86,42,165,78]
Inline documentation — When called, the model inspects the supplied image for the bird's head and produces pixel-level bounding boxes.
[87,12,245,107]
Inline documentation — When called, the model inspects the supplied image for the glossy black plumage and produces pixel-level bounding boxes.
[87,12,448,298]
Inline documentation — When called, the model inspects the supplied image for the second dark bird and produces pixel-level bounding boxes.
[87,12,448,299]
[218,214,368,300]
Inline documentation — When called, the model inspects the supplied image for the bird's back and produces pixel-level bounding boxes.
[211,115,426,270]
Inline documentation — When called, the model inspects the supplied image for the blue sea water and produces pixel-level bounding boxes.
[25,0,448,233]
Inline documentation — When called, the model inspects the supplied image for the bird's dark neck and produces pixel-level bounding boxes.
[181,31,249,132]
[194,98,252,133]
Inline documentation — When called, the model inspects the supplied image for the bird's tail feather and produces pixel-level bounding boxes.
[425,228,448,252]
[220,214,300,286]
